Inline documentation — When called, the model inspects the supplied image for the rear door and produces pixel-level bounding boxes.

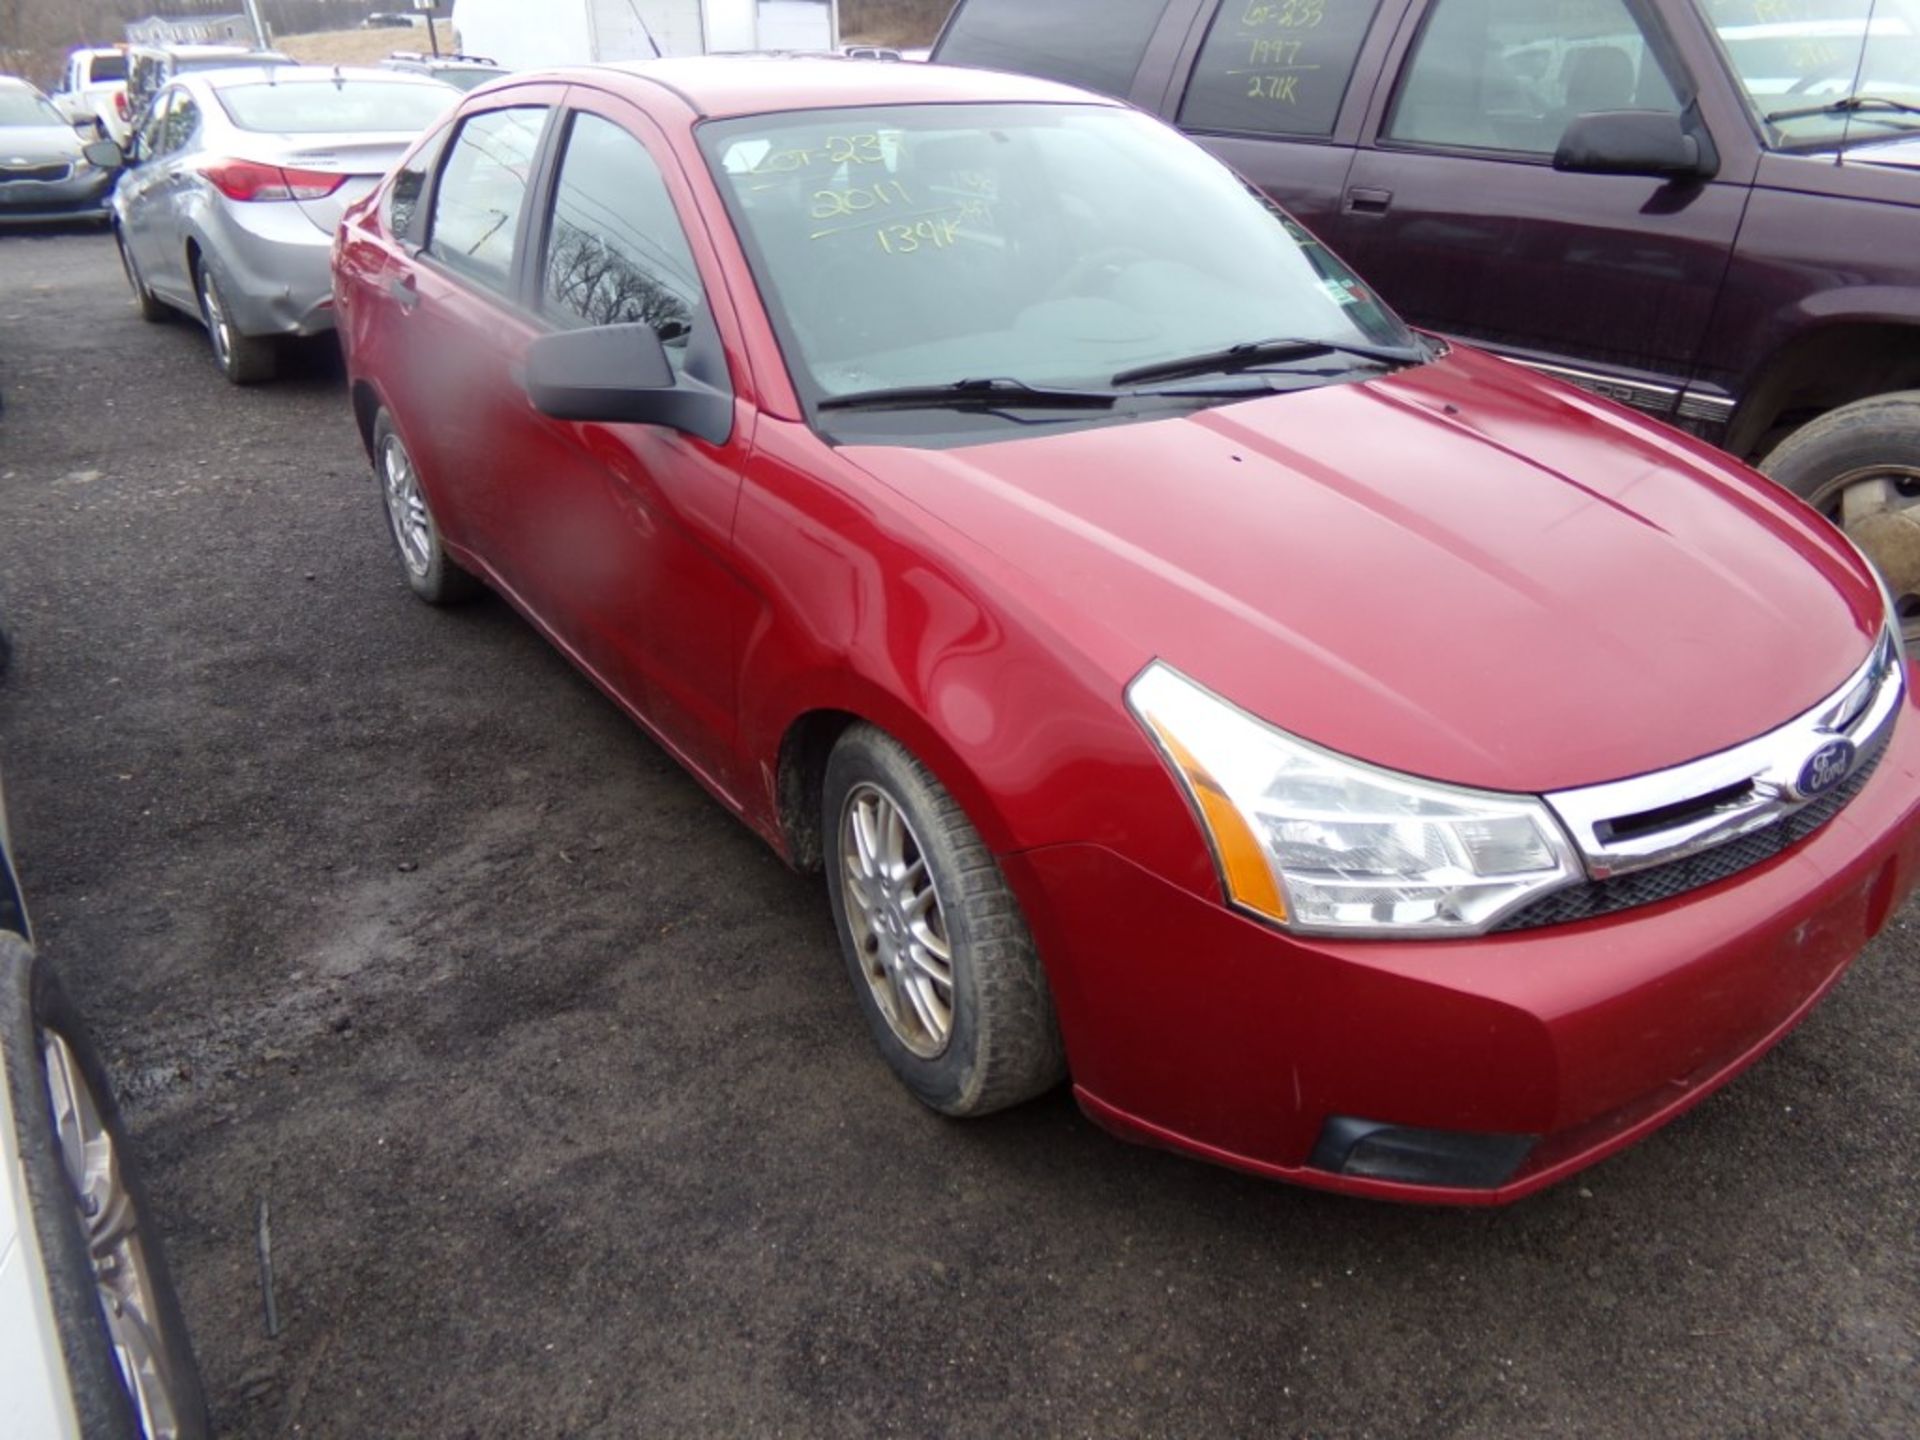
[120,87,203,300]
[1154,0,1411,237]
[385,91,563,565]
[1332,0,1749,395]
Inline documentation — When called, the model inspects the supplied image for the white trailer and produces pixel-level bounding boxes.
[449,0,838,68]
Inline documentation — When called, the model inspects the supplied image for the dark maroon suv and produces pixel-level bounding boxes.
[934,0,1920,640]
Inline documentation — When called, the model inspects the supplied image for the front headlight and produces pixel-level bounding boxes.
[1127,663,1583,937]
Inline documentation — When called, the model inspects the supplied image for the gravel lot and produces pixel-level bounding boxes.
[1,228,1916,1439]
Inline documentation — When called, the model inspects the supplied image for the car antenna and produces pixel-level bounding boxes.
[333,64,346,90]
[1837,0,1882,166]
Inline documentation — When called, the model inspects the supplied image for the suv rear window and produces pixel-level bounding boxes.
[87,54,128,82]
[936,0,1168,100]
[1180,0,1384,137]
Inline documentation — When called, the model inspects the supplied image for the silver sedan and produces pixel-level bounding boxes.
[104,65,456,383]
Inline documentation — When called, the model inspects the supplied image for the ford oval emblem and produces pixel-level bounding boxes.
[1795,739,1856,800]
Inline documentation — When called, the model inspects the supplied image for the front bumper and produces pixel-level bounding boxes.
[0,167,113,225]
[1004,674,1920,1205]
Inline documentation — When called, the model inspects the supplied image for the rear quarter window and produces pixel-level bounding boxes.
[1180,0,1384,137]
[936,0,1169,99]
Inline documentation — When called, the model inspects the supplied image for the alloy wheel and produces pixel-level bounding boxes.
[839,782,954,1058]
[379,433,433,579]
[42,1028,187,1440]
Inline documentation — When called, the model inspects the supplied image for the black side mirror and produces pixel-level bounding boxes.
[524,323,731,445]
[83,138,126,170]
[1554,110,1718,181]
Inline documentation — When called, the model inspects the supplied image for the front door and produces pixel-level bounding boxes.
[1333,0,1746,390]
[505,90,756,793]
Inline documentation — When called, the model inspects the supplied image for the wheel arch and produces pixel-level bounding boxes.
[350,379,384,461]
[1730,319,1920,460]
[769,683,1022,873]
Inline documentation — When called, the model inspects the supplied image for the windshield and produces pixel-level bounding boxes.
[0,88,64,127]
[699,103,1416,413]
[434,67,505,91]
[1698,0,1920,145]
[216,80,454,134]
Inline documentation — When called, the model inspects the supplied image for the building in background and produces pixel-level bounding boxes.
[126,13,255,44]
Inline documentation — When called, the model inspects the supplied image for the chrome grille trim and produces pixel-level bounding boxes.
[1544,631,1904,881]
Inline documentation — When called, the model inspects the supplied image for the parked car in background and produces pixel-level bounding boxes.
[380,50,508,91]
[122,44,295,134]
[101,65,457,383]
[0,753,209,1437]
[932,0,1920,643]
[336,58,1918,1204]
[49,47,128,144]
[0,77,114,226]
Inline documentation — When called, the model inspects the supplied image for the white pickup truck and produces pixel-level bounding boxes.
[49,48,129,145]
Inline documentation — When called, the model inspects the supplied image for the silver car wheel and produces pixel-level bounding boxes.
[196,266,231,371]
[43,1028,187,1440]
[1811,464,1920,643]
[840,782,954,1058]
[379,432,433,580]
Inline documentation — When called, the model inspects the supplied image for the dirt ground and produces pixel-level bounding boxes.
[0,228,1915,1438]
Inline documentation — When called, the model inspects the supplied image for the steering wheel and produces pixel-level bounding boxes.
[1045,245,1152,302]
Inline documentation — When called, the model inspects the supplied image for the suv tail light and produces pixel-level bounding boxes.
[113,90,128,119]
[203,158,348,203]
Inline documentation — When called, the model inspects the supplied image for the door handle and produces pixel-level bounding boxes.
[389,274,419,311]
[1346,187,1393,216]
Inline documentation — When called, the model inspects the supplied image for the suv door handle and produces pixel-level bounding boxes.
[389,274,419,311]
[1346,187,1393,216]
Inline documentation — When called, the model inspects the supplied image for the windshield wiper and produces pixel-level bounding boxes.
[1764,94,1920,125]
[817,377,1116,413]
[1112,336,1424,388]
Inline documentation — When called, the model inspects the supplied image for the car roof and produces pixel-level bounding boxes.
[0,75,47,94]
[567,55,1118,119]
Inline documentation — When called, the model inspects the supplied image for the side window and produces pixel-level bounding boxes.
[386,127,447,242]
[1385,0,1682,155]
[166,94,201,154]
[936,0,1169,100]
[138,91,175,158]
[541,113,705,368]
[428,106,548,294]
[1180,0,1384,138]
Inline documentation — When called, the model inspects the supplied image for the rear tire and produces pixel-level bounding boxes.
[194,258,276,385]
[823,724,1065,1117]
[1761,392,1920,645]
[371,409,482,605]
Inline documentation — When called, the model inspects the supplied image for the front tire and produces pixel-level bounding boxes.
[823,725,1064,1117]
[115,228,168,323]
[1761,392,1920,645]
[371,410,482,605]
[194,258,276,385]
[3,939,210,1439]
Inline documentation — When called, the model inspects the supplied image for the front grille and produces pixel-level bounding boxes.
[1494,740,1885,932]
[0,161,73,183]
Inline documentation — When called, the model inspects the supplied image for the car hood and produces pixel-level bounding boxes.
[840,347,1884,794]
[0,125,82,164]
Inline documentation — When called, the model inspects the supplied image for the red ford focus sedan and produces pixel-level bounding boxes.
[332,59,1919,1204]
